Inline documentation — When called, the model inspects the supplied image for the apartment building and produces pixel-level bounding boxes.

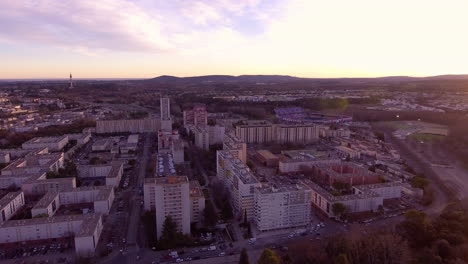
[235,120,274,144]
[1,152,64,177]
[96,119,160,133]
[31,186,115,217]
[0,191,25,224]
[193,126,210,151]
[183,104,208,127]
[254,184,311,231]
[275,124,320,144]
[154,176,190,239]
[143,176,191,239]
[216,149,260,220]
[22,136,69,152]
[223,133,247,163]
[0,214,103,257]
[77,161,124,187]
[278,149,340,174]
[160,97,172,131]
[235,121,322,145]
[189,180,206,223]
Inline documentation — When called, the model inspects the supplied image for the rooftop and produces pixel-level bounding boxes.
[147,176,189,185]
[23,136,68,144]
[302,179,381,202]
[156,153,176,177]
[32,191,59,209]
[0,191,23,209]
[189,180,204,198]
[280,149,330,162]
[256,183,310,194]
[0,213,102,237]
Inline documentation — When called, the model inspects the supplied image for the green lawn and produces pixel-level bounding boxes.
[408,133,445,143]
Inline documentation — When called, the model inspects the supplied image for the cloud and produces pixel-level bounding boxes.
[0,0,172,53]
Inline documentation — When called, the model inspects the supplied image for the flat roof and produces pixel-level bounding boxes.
[0,191,22,209]
[156,153,176,177]
[24,136,68,144]
[281,149,329,162]
[302,179,380,202]
[32,191,59,209]
[256,150,278,160]
[0,213,102,237]
[152,176,189,185]
[189,180,204,198]
[256,183,310,194]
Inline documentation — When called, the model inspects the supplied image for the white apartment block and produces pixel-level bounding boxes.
[223,133,247,163]
[21,173,76,196]
[302,180,404,218]
[1,152,64,177]
[154,176,191,239]
[160,97,171,121]
[160,97,172,131]
[77,161,124,187]
[0,152,10,164]
[144,178,205,224]
[208,125,226,145]
[65,133,91,146]
[183,104,208,128]
[275,124,320,144]
[0,191,25,224]
[235,120,274,144]
[235,121,323,145]
[22,136,69,152]
[216,150,260,220]
[0,214,103,257]
[189,181,206,223]
[96,119,160,134]
[193,126,210,151]
[254,184,311,231]
[31,186,115,217]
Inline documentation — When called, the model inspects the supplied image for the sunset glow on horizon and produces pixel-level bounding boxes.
[1,0,468,79]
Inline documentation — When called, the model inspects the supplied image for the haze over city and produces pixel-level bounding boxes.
[2,1,468,264]
[2,0,468,79]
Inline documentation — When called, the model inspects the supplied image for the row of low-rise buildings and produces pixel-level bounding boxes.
[0,131,123,257]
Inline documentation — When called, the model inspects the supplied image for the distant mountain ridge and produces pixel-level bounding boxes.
[146,74,468,84]
[148,75,299,84]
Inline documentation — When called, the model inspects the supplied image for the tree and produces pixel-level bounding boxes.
[332,203,347,219]
[159,215,179,249]
[334,254,349,264]
[257,248,281,264]
[221,200,234,220]
[203,201,218,227]
[396,209,435,249]
[410,176,429,189]
[239,248,249,264]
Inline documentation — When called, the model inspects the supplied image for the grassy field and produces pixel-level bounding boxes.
[408,133,445,143]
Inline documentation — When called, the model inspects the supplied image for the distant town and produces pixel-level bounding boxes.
[0,75,468,264]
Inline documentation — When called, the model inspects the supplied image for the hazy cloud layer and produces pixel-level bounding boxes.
[0,0,278,54]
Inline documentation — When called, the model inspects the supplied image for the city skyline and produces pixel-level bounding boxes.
[1,0,468,79]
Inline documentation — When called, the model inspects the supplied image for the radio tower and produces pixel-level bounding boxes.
[69,73,74,89]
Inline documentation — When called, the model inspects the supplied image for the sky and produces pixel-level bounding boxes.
[1,0,468,79]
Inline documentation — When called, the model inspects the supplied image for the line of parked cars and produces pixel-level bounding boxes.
[0,243,71,260]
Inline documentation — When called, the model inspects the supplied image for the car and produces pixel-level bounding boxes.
[176,258,184,263]
[219,252,226,257]
[184,257,192,261]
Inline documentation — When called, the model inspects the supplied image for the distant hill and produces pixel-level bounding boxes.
[147,75,300,84]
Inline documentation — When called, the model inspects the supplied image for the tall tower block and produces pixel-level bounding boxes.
[160,96,172,131]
